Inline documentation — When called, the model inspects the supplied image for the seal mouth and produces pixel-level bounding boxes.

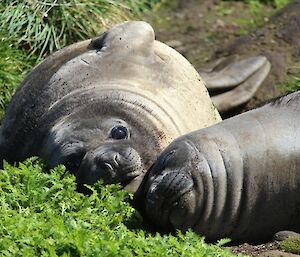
[145,170,195,231]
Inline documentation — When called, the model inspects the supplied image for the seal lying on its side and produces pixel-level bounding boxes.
[143,90,300,242]
[0,21,221,192]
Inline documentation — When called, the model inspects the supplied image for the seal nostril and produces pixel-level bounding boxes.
[95,156,114,171]
[159,149,177,170]
[89,32,107,51]
[113,153,120,166]
[114,153,118,162]
[103,162,113,171]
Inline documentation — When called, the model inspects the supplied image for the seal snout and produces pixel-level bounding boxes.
[145,168,194,231]
[94,147,141,183]
[95,151,120,174]
[76,144,144,192]
[143,143,200,231]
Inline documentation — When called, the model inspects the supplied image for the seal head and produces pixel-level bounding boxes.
[42,98,163,193]
[0,21,220,193]
[143,140,202,231]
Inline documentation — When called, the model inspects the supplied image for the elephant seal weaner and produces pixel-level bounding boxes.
[0,21,220,192]
[143,90,300,242]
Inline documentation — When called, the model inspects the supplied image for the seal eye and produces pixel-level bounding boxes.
[110,126,128,140]
[64,154,84,173]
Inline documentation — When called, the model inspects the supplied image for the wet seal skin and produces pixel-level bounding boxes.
[0,21,220,193]
[143,91,300,243]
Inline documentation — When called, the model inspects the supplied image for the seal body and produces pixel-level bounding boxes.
[144,91,300,242]
[0,21,220,191]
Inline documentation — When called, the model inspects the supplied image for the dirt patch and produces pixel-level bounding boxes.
[146,0,276,68]
[230,242,279,256]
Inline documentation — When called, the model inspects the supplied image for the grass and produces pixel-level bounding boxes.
[0,35,35,120]
[0,158,243,257]
[0,0,160,115]
[0,0,160,59]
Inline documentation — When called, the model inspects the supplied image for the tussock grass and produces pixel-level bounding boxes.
[0,0,160,59]
[0,0,159,114]
[0,35,35,119]
[0,159,242,257]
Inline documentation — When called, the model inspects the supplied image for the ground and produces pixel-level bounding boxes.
[145,1,299,256]
[147,0,276,68]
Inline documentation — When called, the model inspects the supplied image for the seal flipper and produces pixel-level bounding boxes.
[198,55,270,113]
[211,59,271,113]
[198,55,269,90]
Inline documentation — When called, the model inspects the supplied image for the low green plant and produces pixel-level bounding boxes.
[0,0,160,59]
[280,237,300,254]
[0,158,243,256]
[230,0,291,9]
[284,75,300,92]
[251,0,290,8]
[278,67,300,93]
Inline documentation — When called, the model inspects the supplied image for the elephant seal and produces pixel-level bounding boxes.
[142,90,300,242]
[0,21,220,192]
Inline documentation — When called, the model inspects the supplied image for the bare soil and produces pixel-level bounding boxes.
[147,0,275,68]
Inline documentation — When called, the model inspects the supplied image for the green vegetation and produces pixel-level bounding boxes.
[283,75,300,92]
[280,237,300,255]
[227,0,291,9]
[278,67,300,93]
[0,159,242,256]
[0,35,35,119]
[247,0,290,8]
[1,1,297,255]
[219,0,292,30]
[0,2,245,255]
[0,0,159,115]
[0,0,160,59]
[224,0,291,31]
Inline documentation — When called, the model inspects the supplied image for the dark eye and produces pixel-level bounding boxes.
[64,154,84,173]
[110,126,128,140]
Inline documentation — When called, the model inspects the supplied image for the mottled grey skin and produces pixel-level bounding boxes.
[143,91,300,242]
[0,21,220,192]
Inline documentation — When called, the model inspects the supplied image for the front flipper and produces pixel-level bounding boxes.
[198,55,271,113]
